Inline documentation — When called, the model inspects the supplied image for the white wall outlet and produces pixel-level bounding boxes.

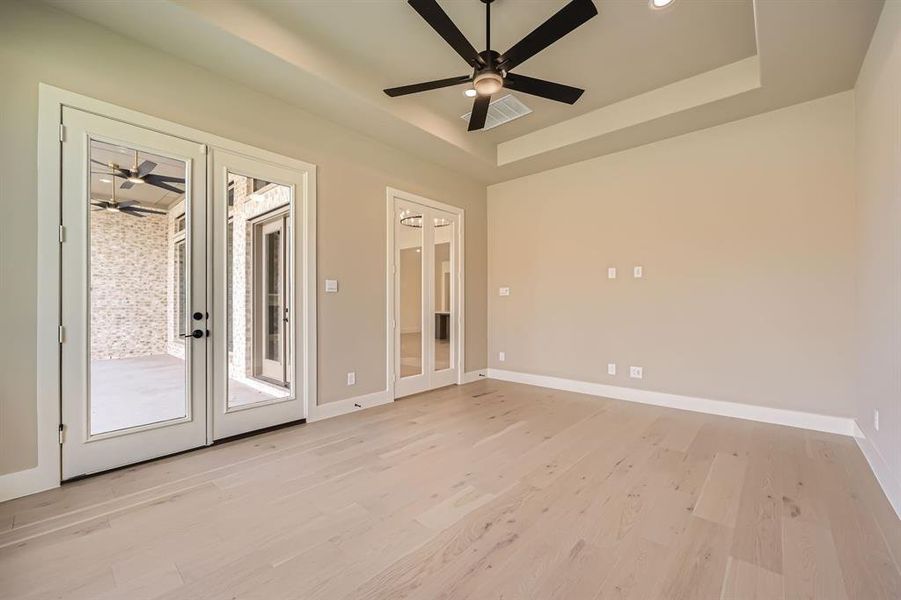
[325,279,339,293]
[498,351,506,362]
[874,408,880,431]
[499,287,510,296]
[607,267,617,279]
[633,266,643,279]
[346,371,355,386]
[629,366,643,379]
[607,363,616,375]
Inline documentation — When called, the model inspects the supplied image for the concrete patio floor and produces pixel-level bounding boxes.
[90,354,287,434]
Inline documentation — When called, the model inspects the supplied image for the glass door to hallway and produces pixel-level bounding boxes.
[392,192,461,398]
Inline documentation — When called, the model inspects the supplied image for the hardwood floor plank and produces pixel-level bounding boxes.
[0,380,897,600]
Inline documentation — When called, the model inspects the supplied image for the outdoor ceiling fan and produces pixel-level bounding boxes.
[91,149,185,193]
[384,0,598,131]
[91,177,167,218]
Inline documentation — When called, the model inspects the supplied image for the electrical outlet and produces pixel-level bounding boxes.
[629,366,643,379]
[633,266,643,279]
[346,371,355,386]
[874,409,880,431]
[607,363,616,376]
[498,351,506,362]
[607,267,617,279]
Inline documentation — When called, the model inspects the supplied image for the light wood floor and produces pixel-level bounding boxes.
[1,380,899,599]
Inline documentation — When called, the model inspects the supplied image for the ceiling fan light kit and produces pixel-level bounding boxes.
[384,0,598,131]
[473,71,503,96]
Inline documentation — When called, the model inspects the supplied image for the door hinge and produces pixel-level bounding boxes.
[59,124,66,142]
[58,225,66,243]
[58,325,65,343]
[58,424,65,444]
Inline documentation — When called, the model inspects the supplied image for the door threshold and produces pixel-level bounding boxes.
[63,419,306,484]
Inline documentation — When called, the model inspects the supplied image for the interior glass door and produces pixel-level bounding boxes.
[394,200,458,398]
[60,108,208,479]
[212,150,305,439]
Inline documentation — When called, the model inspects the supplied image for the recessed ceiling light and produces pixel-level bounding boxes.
[463,88,477,98]
[650,0,675,8]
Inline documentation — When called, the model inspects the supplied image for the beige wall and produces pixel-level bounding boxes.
[488,92,856,417]
[854,1,901,507]
[0,1,487,475]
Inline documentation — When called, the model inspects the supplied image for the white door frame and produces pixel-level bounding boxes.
[13,84,316,502]
[386,187,465,400]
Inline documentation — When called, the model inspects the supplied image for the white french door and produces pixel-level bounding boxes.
[61,108,208,479]
[60,111,315,478]
[210,149,307,439]
[392,194,461,398]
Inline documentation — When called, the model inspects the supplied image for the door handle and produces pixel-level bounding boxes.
[180,329,205,339]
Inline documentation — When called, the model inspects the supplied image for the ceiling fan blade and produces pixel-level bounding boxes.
[120,179,135,189]
[136,160,158,178]
[116,200,138,208]
[117,208,145,218]
[145,174,186,184]
[468,94,491,131]
[408,0,484,68]
[145,179,185,194]
[503,73,584,104]
[121,206,166,216]
[498,0,597,72]
[90,201,109,209]
[384,75,472,97]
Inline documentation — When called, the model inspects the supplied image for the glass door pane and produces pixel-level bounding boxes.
[225,172,292,409]
[88,139,188,435]
[433,214,453,372]
[397,206,424,378]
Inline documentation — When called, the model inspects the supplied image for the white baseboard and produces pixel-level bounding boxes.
[461,370,487,384]
[853,423,901,519]
[308,389,392,422]
[487,368,856,437]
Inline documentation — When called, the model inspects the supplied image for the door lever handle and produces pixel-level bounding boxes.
[180,329,205,339]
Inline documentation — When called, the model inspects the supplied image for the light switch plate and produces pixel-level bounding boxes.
[325,279,338,293]
[499,287,510,296]
[607,363,616,375]
[607,267,616,279]
[633,266,643,279]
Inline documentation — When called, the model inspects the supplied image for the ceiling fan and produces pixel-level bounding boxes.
[91,149,185,193]
[91,177,167,218]
[384,0,597,131]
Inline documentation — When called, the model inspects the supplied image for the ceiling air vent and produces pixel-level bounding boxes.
[460,94,532,130]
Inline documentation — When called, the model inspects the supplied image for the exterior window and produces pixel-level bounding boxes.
[227,218,234,353]
[252,178,272,193]
[174,239,186,339]
[175,213,186,234]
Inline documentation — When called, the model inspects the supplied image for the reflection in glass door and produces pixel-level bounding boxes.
[393,196,459,398]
